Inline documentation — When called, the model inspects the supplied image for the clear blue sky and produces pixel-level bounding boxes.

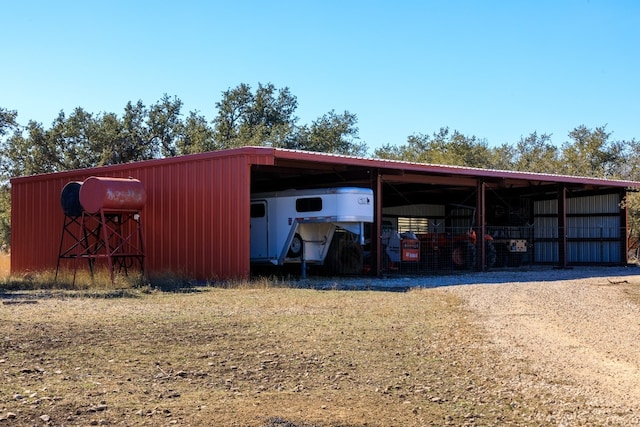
[2,0,638,152]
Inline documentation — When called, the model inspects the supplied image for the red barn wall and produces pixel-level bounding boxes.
[10,149,273,281]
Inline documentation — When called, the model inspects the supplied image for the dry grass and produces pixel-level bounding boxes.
[1,266,148,292]
[0,253,9,279]
[0,285,535,426]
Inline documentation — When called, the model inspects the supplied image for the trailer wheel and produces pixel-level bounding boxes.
[287,233,303,258]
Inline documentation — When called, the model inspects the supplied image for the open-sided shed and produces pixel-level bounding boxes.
[10,146,639,280]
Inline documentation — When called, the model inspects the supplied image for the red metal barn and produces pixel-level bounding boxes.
[10,146,640,280]
[10,148,271,281]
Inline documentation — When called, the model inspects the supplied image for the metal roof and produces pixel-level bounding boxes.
[266,147,639,189]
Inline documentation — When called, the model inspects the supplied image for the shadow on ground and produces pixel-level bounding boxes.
[294,265,640,292]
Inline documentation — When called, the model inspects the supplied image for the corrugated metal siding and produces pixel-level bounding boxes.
[567,193,620,214]
[11,176,75,273]
[11,149,273,280]
[533,216,558,263]
[566,194,621,263]
[533,194,623,264]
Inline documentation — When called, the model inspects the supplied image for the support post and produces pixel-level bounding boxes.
[620,189,629,265]
[476,179,486,271]
[558,184,568,268]
[300,239,306,280]
[374,170,383,277]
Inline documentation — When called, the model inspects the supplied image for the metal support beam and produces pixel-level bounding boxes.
[476,179,486,271]
[381,173,478,187]
[621,189,629,265]
[558,184,568,268]
[374,170,383,277]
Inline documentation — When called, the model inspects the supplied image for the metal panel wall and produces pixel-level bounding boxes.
[533,216,558,263]
[533,193,623,264]
[11,175,74,273]
[566,194,621,263]
[11,150,272,280]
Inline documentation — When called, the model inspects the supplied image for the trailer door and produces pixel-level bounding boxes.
[250,201,269,260]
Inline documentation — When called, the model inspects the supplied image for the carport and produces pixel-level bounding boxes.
[251,149,636,276]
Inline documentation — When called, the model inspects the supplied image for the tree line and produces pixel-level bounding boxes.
[1,82,639,249]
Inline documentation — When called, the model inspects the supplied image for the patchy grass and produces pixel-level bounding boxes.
[1,267,165,292]
[0,270,149,291]
[0,285,541,426]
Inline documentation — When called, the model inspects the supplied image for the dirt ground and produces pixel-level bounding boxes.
[2,264,640,425]
[444,267,640,425]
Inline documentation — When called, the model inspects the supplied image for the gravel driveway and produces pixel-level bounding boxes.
[308,265,640,425]
[444,266,640,425]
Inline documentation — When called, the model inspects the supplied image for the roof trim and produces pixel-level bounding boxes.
[269,147,639,188]
[10,145,640,189]
[10,146,274,183]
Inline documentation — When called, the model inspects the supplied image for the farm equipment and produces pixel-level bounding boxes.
[380,222,421,270]
[418,229,496,270]
[489,227,528,267]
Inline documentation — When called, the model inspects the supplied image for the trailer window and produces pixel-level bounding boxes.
[250,203,266,218]
[296,197,322,212]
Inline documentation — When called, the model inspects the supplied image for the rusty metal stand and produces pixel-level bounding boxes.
[55,213,95,281]
[57,208,145,285]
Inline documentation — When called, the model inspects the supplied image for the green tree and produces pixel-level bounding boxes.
[148,94,184,157]
[96,100,167,164]
[92,112,127,165]
[0,108,18,138]
[244,83,298,147]
[373,127,493,168]
[619,138,640,181]
[212,82,365,155]
[213,83,253,148]
[372,142,406,161]
[1,120,60,176]
[118,100,156,162]
[293,110,367,156]
[177,111,216,155]
[0,184,9,250]
[0,108,19,249]
[47,108,102,170]
[560,125,623,178]
[486,143,516,171]
[617,138,640,255]
[511,132,560,173]
[213,83,298,148]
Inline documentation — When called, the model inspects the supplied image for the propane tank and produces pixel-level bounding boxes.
[79,176,146,213]
[60,181,83,217]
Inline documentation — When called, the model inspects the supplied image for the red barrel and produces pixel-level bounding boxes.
[79,177,146,213]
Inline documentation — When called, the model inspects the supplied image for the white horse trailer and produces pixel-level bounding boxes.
[250,187,373,273]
